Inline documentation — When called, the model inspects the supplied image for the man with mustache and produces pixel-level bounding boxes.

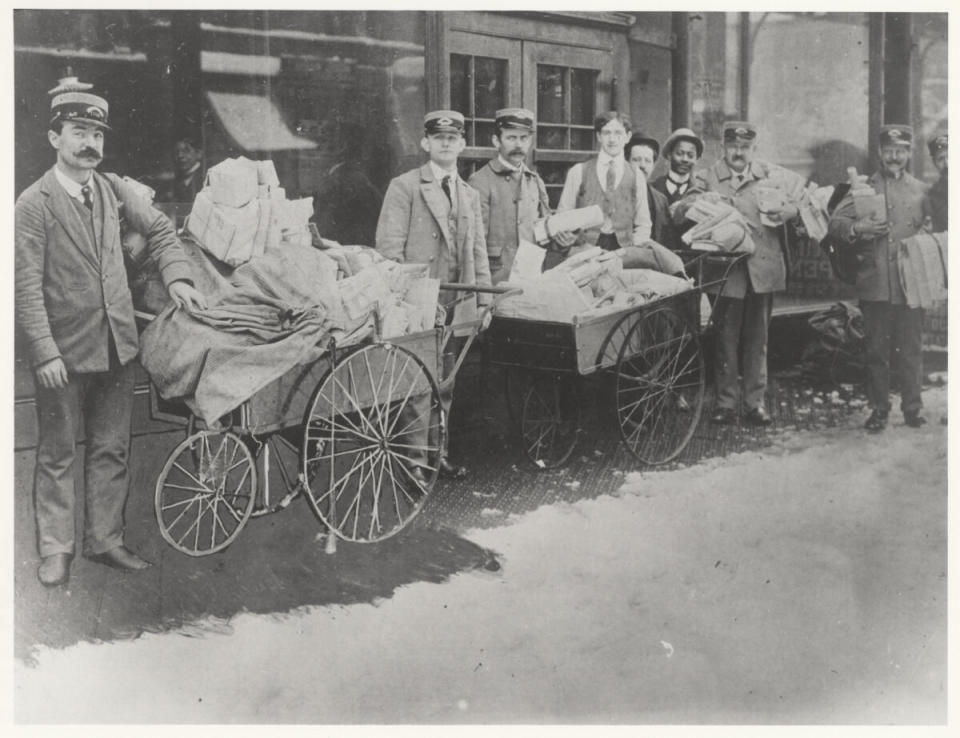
[624,131,679,251]
[675,121,802,426]
[15,77,207,587]
[468,107,575,282]
[827,124,932,432]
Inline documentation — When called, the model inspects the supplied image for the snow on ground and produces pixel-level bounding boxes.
[14,388,949,726]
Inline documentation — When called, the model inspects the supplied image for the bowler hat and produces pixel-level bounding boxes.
[662,127,704,159]
[625,132,660,160]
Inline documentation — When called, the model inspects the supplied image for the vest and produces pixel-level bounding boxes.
[576,157,636,248]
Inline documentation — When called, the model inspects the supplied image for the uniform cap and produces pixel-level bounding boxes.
[495,107,535,132]
[662,127,704,159]
[49,76,110,130]
[878,124,913,147]
[722,121,757,143]
[927,132,948,156]
[424,110,465,135]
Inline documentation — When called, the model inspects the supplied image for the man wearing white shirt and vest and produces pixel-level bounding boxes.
[376,109,492,480]
[469,107,575,282]
[557,111,653,253]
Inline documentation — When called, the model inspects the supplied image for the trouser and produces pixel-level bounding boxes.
[860,300,924,414]
[32,352,136,557]
[596,232,620,251]
[712,290,773,411]
[403,335,463,466]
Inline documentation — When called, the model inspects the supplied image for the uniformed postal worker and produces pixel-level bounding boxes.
[624,131,679,251]
[675,121,802,426]
[468,107,575,282]
[375,110,492,479]
[556,111,653,253]
[927,132,947,232]
[15,77,207,587]
[827,124,932,432]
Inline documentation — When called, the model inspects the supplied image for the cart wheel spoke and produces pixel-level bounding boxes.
[155,430,256,557]
[302,344,442,542]
[616,303,704,465]
[519,373,580,469]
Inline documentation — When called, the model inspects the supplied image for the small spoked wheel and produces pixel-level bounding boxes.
[302,343,444,543]
[520,373,581,469]
[250,429,303,517]
[155,430,257,556]
[615,304,705,465]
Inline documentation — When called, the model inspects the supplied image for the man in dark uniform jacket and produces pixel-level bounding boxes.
[624,132,680,251]
[828,124,932,432]
[15,77,207,586]
[469,107,574,281]
[927,132,947,231]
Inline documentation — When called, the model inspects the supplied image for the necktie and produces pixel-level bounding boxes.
[81,185,93,211]
[603,162,617,218]
[441,175,452,205]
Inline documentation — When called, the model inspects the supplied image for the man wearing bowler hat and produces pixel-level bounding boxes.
[650,127,704,206]
[828,124,932,432]
[675,121,802,426]
[376,110,492,479]
[624,131,679,251]
[927,132,947,232]
[15,76,207,586]
[468,107,575,282]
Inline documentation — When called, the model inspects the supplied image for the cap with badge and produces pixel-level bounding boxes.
[49,75,110,130]
[424,110,465,136]
[927,132,948,156]
[495,107,535,132]
[722,121,757,143]
[662,127,704,159]
[878,124,913,147]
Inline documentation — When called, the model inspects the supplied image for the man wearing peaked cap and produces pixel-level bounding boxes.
[376,109,491,480]
[650,127,704,206]
[828,123,933,432]
[15,76,207,586]
[468,107,575,282]
[674,119,804,427]
[927,131,947,232]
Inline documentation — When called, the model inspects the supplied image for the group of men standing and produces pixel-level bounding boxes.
[15,74,947,588]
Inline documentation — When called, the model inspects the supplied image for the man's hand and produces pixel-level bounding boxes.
[35,357,68,390]
[168,280,208,312]
[853,217,889,239]
[552,230,577,248]
[763,202,799,224]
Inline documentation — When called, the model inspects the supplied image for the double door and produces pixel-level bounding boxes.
[444,23,616,207]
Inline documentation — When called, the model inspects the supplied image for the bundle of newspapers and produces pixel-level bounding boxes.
[185,156,315,266]
[496,242,692,323]
[681,200,756,254]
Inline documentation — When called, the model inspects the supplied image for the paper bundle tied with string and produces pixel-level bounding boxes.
[682,202,755,254]
[898,231,948,309]
[533,205,604,245]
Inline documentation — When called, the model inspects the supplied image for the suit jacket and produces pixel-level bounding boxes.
[15,167,194,372]
[648,184,681,251]
[375,163,492,310]
[468,157,551,283]
[676,159,802,298]
[827,170,930,303]
[650,173,693,206]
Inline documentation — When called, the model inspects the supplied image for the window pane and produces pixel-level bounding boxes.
[450,54,471,116]
[537,125,567,150]
[570,68,597,126]
[473,56,506,118]
[570,128,594,151]
[538,64,566,123]
[475,121,497,148]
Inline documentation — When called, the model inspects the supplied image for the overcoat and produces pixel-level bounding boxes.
[375,163,492,310]
[15,167,194,373]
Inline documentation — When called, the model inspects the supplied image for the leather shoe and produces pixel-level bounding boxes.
[864,408,888,432]
[744,407,773,426]
[438,457,468,479]
[38,553,71,587]
[407,465,429,489]
[904,410,927,428]
[87,545,152,571]
[711,407,736,425]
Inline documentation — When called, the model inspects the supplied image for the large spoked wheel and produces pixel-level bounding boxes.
[520,373,581,469]
[615,304,705,465]
[301,343,443,543]
[155,430,257,556]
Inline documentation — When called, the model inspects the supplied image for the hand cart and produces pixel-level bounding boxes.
[142,283,515,557]
[485,251,746,468]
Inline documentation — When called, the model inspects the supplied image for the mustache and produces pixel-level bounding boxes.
[78,148,102,160]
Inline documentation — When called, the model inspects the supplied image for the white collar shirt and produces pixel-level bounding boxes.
[55,165,94,206]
